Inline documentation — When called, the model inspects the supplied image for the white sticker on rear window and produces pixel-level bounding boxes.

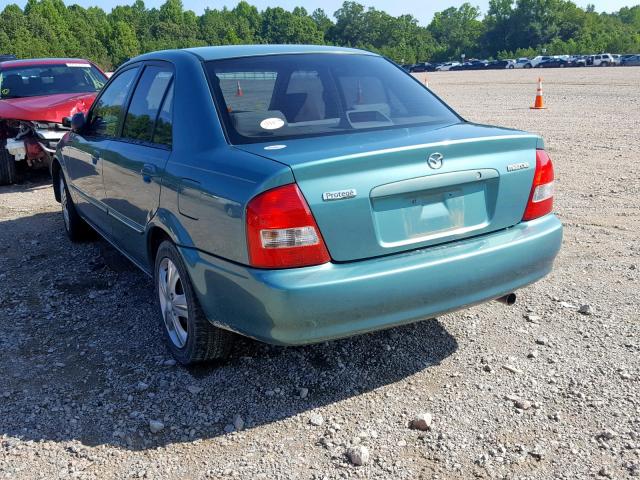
[66,63,90,68]
[264,144,287,150]
[260,118,285,130]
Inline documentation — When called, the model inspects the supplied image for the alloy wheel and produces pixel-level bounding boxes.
[158,257,189,348]
[60,176,70,231]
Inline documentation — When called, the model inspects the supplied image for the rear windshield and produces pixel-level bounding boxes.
[0,63,106,99]
[205,54,460,144]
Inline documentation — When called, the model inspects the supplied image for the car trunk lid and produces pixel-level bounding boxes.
[236,123,540,262]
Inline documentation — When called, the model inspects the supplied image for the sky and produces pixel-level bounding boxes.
[7,0,638,25]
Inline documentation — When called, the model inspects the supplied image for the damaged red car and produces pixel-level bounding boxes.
[0,58,107,185]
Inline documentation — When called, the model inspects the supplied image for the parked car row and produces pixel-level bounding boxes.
[621,54,640,66]
[450,59,517,71]
[516,53,640,68]
[404,52,640,72]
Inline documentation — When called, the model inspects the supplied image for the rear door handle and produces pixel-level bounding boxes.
[141,164,158,183]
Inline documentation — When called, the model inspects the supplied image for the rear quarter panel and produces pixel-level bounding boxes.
[158,147,293,264]
[146,51,294,265]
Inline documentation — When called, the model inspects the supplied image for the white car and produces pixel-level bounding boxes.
[592,54,614,66]
[515,56,552,69]
[514,58,531,69]
[436,62,460,71]
[529,56,553,68]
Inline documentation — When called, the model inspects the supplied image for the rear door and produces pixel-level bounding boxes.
[62,66,140,235]
[102,62,174,265]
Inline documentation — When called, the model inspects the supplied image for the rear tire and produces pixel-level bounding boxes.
[524,64,532,69]
[0,143,17,186]
[154,241,234,365]
[59,173,94,242]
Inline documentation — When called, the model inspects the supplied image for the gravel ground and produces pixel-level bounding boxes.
[1,67,638,479]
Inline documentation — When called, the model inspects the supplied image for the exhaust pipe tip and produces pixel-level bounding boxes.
[496,293,517,306]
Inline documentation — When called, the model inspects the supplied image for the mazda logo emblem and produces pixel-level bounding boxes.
[427,152,444,169]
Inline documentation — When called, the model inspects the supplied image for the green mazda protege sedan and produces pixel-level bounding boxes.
[52,45,562,365]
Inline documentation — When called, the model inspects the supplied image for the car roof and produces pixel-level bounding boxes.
[131,44,376,64]
[186,44,375,60]
[0,58,95,69]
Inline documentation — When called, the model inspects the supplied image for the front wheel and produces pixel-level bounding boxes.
[59,173,94,241]
[0,144,17,186]
[524,64,532,69]
[601,62,609,67]
[155,241,234,365]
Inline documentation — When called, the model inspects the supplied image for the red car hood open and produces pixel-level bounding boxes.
[0,92,97,123]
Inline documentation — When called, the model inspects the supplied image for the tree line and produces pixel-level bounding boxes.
[1,0,639,70]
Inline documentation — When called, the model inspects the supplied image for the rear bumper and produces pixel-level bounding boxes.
[180,215,562,345]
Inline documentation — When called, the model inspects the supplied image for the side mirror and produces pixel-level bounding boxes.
[62,116,72,128]
[70,112,86,132]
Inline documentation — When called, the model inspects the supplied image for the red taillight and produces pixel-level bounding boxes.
[522,149,555,221]
[246,184,331,269]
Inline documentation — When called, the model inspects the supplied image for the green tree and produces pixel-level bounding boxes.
[428,3,485,60]
[482,0,515,55]
[0,0,638,69]
[261,7,323,44]
[0,5,46,57]
[311,8,333,41]
[108,20,139,65]
[332,2,367,47]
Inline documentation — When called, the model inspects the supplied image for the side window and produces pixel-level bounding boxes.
[87,68,138,137]
[122,66,173,143]
[153,82,173,147]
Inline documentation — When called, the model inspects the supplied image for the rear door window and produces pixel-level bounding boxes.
[122,65,173,144]
[152,82,174,147]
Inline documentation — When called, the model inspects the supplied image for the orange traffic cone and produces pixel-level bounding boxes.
[530,77,546,109]
[424,74,429,89]
[236,81,243,97]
